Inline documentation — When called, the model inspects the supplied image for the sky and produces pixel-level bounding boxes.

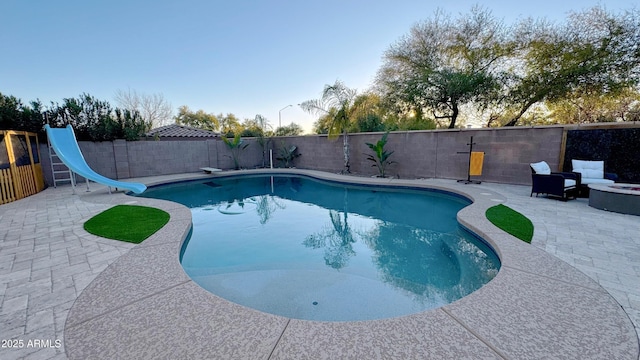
[0,0,636,133]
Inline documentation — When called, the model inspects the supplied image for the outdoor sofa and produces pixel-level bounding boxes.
[571,160,618,196]
[530,161,580,201]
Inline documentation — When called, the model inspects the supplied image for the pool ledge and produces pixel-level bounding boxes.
[65,169,640,359]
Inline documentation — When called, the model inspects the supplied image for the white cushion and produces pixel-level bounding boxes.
[564,179,576,188]
[581,178,615,185]
[572,160,604,179]
[530,161,551,175]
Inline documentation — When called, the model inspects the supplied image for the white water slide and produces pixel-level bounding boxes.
[44,125,146,194]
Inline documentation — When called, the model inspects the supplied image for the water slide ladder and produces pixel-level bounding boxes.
[44,125,146,195]
[47,137,89,194]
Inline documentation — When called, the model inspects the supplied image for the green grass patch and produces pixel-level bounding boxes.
[84,205,170,244]
[485,204,534,243]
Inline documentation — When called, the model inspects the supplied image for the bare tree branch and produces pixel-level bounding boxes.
[114,88,173,128]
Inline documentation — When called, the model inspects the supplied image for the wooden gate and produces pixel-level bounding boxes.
[0,130,46,205]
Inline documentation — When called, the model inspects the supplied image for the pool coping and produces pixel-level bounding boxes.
[64,169,640,359]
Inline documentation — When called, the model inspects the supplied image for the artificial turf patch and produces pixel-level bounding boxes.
[84,205,170,244]
[485,204,534,243]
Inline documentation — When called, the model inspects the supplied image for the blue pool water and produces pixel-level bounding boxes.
[140,174,500,321]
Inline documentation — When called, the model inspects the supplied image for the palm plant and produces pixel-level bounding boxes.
[254,114,272,168]
[300,80,357,173]
[276,142,301,168]
[222,133,249,170]
[365,132,395,177]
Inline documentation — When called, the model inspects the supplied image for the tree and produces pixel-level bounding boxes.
[240,115,267,137]
[173,106,219,131]
[218,113,242,136]
[300,80,360,173]
[246,114,273,168]
[503,6,640,126]
[107,108,148,141]
[393,112,438,131]
[0,93,25,130]
[253,114,270,132]
[46,93,149,141]
[274,123,303,136]
[312,108,339,134]
[377,7,510,129]
[114,88,173,128]
[48,94,115,140]
[347,93,387,133]
[19,100,45,134]
[546,88,640,124]
[0,93,44,133]
[315,92,437,132]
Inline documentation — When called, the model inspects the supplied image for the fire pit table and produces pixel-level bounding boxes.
[588,183,640,216]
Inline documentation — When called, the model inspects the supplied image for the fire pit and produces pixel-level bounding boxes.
[588,183,640,216]
[610,185,640,192]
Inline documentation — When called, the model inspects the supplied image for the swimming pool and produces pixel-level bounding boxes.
[140,174,500,321]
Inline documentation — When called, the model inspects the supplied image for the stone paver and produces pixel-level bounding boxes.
[0,186,134,359]
[478,182,640,337]
[0,173,638,359]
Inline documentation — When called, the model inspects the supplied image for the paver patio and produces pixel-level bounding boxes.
[0,172,638,359]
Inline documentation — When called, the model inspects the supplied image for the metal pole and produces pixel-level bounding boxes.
[278,104,292,129]
[467,136,474,182]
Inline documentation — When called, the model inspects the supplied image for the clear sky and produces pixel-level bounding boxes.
[0,0,635,133]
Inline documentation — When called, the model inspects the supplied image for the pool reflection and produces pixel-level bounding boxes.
[140,174,500,320]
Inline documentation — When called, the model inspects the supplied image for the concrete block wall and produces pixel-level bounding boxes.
[38,143,58,187]
[125,140,209,178]
[213,138,265,170]
[274,126,564,184]
[444,127,564,183]
[277,135,344,173]
[38,141,117,187]
[39,126,569,187]
[112,140,129,179]
[390,131,439,179]
[78,141,117,179]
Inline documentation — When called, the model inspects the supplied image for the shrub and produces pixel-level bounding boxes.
[276,142,301,167]
[365,132,395,177]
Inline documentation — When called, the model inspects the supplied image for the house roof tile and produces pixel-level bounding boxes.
[146,124,219,138]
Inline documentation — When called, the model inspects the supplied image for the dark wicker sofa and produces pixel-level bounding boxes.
[530,161,581,201]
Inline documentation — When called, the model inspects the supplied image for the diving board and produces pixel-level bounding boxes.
[44,125,147,194]
[200,167,222,174]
